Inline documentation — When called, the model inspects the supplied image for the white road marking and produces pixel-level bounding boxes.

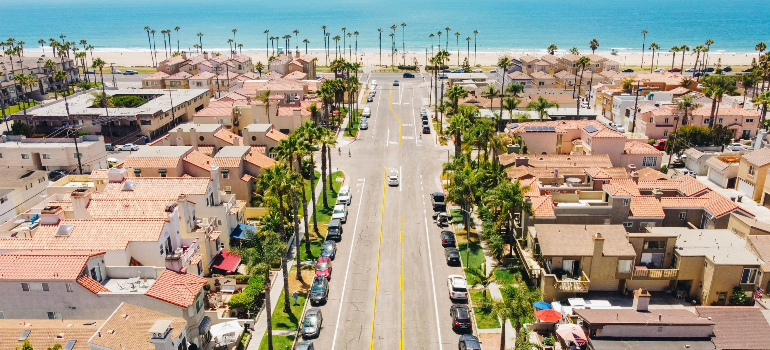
[422,201,444,350]
[331,178,366,350]
[399,165,402,192]
[386,129,390,147]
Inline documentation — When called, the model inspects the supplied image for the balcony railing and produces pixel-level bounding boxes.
[165,238,200,271]
[632,267,679,280]
[554,271,590,292]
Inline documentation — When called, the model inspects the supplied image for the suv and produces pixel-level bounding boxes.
[458,334,481,350]
[447,275,469,300]
[444,248,460,265]
[441,231,456,246]
[336,186,352,205]
[309,276,329,305]
[431,192,446,211]
[327,219,343,241]
[653,139,666,150]
[450,305,472,331]
[332,204,348,223]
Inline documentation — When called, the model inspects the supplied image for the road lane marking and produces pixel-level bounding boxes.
[400,215,404,350]
[423,199,444,350]
[369,168,387,350]
[331,178,366,350]
[389,84,402,145]
[399,165,402,192]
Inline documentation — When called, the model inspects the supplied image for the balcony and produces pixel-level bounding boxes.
[632,266,679,280]
[553,271,590,292]
[165,237,200,272]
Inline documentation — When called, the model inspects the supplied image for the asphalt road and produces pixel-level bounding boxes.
[308,72,466,350]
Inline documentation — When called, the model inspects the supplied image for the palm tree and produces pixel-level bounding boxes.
[388,33,395,66]
[569,47,579,55]
[318,128,337,207]
[445,27,451,48]
[264,29,270,60]
[670,46,679,70]
[466,36,471,63]
[274,136,306,279]
[589,38,600,54]
[446,166,477,256]
[38,38,45,51]
[640,29,648,68]
[144,27,154,66]
[526,96,559,120]
[501,282,541,331]
[233,228,285,350]
[666,94,702,170]
[341,27,346,57]
[161,30,169,58]
[473,30,479,65]
[257,89,272,124]
[332,36,341,58]
[150,29,158,64]
[346,32,352,60]
[649,43,660,72]
[465,263,496,298]
[497,56,512,114]
[298,122,321,235]
[12,73,34,115]
[377,28,383,66]
[547,44,558,55]
[445,84,468,116]
[486,179,529,248]
[227,39,234,57]
[257,164,294,313]
[43,59,56,97]
[400,23,406,63]
[692,45,706,77]
[704,39,714,68]
[492,299,513,350]
[446,109,472,158]
[53,69,68,100]
[502,97,521,124]
[679,45,690,72]
[238,43,243,55]
[197,32,204,52]
[575,55,591,117]
[437,31,442,51]
[174,26,180,53]
[756,42,766,61]
[753,91,770,129]
[741,73,760,104]
[454,32,461,65]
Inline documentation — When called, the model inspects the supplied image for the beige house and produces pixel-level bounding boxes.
[620,141,663,170]
[188,71,217,94]
[554,70,577,88]
[530,71,556,89]
[519,55,550,75]
[506,71,532,89]
[166,71,192,89]
[556,54,581,74]
[0,169,48,224]
[288,53,317,79]
[736,148,770,201]
[0,135,108,172]
[89,302,191,350]
[706,156,739,189]
[142,72,169,89]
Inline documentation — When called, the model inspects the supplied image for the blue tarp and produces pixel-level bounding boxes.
[230,223,257,239]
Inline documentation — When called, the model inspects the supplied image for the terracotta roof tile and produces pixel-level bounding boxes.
[266,129,288,142]
[531,196,555,217]
[184,150,241,171]
[636,167,670,181]
[586,167,629,179]
[604,179,641,197]
[123,157,182,169]
[0,219,167,251]
[517,177,541,197]
[214,128,242,145]
[624,141,663,155]
[230,200,248,215]
[143,72,170,80]
[77,275,110,294]
[189,71,217,80]
[638,175,709,197]
[630,196,665,217]
[145,269,207,308]
[284,71,307,80]
[245,148,277,168]
[536,224,635,257]
[591,128,625,139]
[0,251,104,280]
[695,306,770,350]
[87,199,174,219]
[240,174,255,182]
[0,319,102,350]
[706,157,732,172]
[94,177,210,200]
[197,145,215,156]
[89,168,109,180]
[742,148,770,167]
[89,303,186,350]
[167,71,192,80]
[660,191,751,218]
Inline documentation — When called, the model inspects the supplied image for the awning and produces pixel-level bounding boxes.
[221,168,229,173]
[230,223,257,240]
[158,168,167,173]
[199,316,212,335]
[210,320,243,344]
[134,169,141,174]
[211,249,240,273]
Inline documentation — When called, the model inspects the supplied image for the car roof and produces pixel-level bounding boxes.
[333,204,345,209]
[433,192,444,196]
[445,248,459,255]
[329,218,341,225]
[306,308,321,316]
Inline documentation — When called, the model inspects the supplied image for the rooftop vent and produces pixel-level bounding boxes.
[122,181,136,191]
[63,340,77,350]
[18,330,30,341]
[55,224,75,237]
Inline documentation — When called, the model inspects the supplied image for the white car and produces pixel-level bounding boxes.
[447,275,469,300]
[387,175,399,187]
[118,143,139,151]
[472,69,483,73]
[371,80,377,86]
[336,186,352,206]
[727,143,746,152]
[654,68,665,73]
[331,204,348,223]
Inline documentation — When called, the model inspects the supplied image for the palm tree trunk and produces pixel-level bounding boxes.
[328,146,334,193]
[293,190,302,281]
[277,195,292,313]
[709,98,717,126]
[666,112,683,171]
[321,146,328,208]
[671,53,676,70]
[499,320,506,350]
[264,270,274,350]
[301,184,312,256]
[454,132,461,158]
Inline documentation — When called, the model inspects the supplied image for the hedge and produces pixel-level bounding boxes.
[397,65,417,71]
[227,275,266,312]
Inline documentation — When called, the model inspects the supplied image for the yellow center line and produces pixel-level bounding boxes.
[389,84,402,145]
[370,167,387,350]
[400,216,404,350]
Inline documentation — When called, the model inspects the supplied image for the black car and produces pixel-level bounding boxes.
[704,67,715,72]
[403,72,415,78]
[309,277,329,305]
[722,66,732,72]
[320,240,337,260]
[326,219,343,241]
[444,248,460,265]
[48,170,68,182]
[441,231,456,246]
[367,95,373,102]
[431,192,446,211]
[423,126,430,134]
[622,68,634,73]
[743,68,754,73]
[422,115,428,122]
[694,72,704,78]
[450,305,472,331]
[422,119,429,126]
[459,334,481,350]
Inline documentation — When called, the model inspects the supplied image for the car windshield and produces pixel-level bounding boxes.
[389,176,398,180]
[311,283,325,292]
[457,308,469,318]
[453,286,468,292]
[333,208,344,214]
[328,227,339,234]
[317,263,328,270]
[434,194,445,201]
[303,317,318,327]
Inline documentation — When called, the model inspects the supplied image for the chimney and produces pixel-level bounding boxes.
[210,165,222,205]
[148,320,174,350]
[627,164,636,173]
[190,127,198,150]
[295,51,300,59]
[631,171,639,183]
[203,51,209,60]
[40,206,65,225]
[593,232,605,256]
[107,167,127,183]
[653,188,663,201]
[70,189,92,220]
[175,127,184,146]
[632,288,651,312]
[293,108,302,117]
[515,156,530,167]
[181,52,187,60]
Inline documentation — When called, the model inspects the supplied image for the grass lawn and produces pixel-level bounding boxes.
[494,268,520,286]
[344,117,360,137]
[271,293,306,330]
[115,66,157,73]
[3,101,41,115]
[258,334,295,350]
[298,171,321,217]
[474,307,501,329]
[458,241,485,270]
[300,171,342,261]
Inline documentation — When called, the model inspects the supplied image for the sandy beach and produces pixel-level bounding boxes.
[52,48,759,70]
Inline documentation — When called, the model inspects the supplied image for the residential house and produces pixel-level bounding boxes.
[506,71,532,89]
[519,55,549,75]
[0,135,109,172]
[530,71,556,89]
[685,148,719,176]
[142,72,169,89]
[706,155,740,188]
[690,108,760,140]
[694,306,770,350]
[157,55,188,75]
[620,141,663,169]
[0,55,79,104]
[554,71,577,89]
[124,146,194,178]
[727,212,770,238]
[150,123,238,152]
[0,317,102,350]
[267,55,293,76]
[736,148,770,200]
[539,55,559,73]
[555,54,580,75]
[165,72,192,89]
[493,57,523,88]
[188,71,217,95]
[89,302,190,350]
[287,52,317,79]
[0,169,48,223]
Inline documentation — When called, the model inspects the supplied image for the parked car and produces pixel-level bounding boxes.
[743,68,754,73]
[118,143,139,151]
[315,257,332,279]
[685,67,695,72]
[444,248,460,265]
[48,170,68,182]
[423,126,431,134]
[295,341,315,350]
[451,69,463,73]
[359,120,368,130]
[653,68,666,73]
[105,143,115,151]
[335,72,349,79]
[447,275,469,300]
[301,308,323,339]
[431,192,446,211]
[458,334,482,350]
[393,80,399,86]
[704,67,715,72]
[367,95,373,102]
[403,72,415,78]
[84,70,95,74]
[442,69,451,73]
[450,305,472,331]
[727,142,746,152]
[331,204,348,223]
[622,68,634,73]
[111,69,123,74]
[489,69,497,73]
[309,276,329,305]
[422,119,429,126]
[441,231,456,247]
[388,174,399,186]
[653,139,666,151]
[722,66,732,72]
[472,69,483,73]
[669,68,681,72]
[327,219,343,241]
[123,70,138,75]
[337,186,352,205]
[362,109,371,118]
[320,240,337,260]
[612,123,625,133]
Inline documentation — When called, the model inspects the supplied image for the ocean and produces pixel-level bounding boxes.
[2,0,769,55]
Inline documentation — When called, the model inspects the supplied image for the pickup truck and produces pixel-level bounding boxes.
[431,192,446,211]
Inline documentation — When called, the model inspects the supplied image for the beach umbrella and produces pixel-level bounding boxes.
[535,309,562,322]
[532,301,552,310]
[556,323,587,345]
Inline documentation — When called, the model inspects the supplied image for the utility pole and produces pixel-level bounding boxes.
[110,63,117,88]
[630,82,642,134]
[213,66,222,98]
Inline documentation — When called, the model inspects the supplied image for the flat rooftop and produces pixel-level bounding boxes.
[243,123,273,132]
[129,145,193,158]
[215,146,251,158]
[651,228,764,266]
[18,88,208,117]
[172,123,223,133]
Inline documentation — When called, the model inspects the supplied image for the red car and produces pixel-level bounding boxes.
[653,139,666,150]
[315,257,332,279]
[668,68,681,73]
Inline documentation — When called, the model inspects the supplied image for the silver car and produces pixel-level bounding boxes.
[331,204,348,223]
[388,175,399,187]
[336,186,352,205]
[118,143,139,151]
[301,308,323,339]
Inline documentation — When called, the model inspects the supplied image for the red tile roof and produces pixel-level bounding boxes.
[660,191,752,218]
[123,157,182,170]
[77,275,110,294]
[94,177,210,200]
[0,219,167,251]
[245,148,277,168]
[638,175,709,197]
[629,196,665,218]
[0,251,104,280]
[636,167,670,181]
[214,128,242,145]
[586,167,629,179]
[145,269,207,308]
[624,141,663,155]
[87,199,174,219]
[604,179,641,197]
[531,196,555,217]
[240,174,255,182]
[266,129,288,142]
[184,150,242,170]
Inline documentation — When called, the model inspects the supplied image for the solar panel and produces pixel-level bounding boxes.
[583,125,598,133]
[64,340,77,350]
[524,126,555,132]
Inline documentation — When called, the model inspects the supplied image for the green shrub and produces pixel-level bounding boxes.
[232,274,252,284]
[729,286,749,306]
[648,139,656,145]
[397,65,417,71]
[477,296,493,313]
[543,336,555,346]
[227,275,265,312]
[111,95,147,108]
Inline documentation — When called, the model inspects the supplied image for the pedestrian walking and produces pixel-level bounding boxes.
[292,290,299,306]
[348,149,351,157]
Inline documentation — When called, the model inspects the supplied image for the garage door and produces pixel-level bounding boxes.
[708,170,725,187]
[737,179,755,198]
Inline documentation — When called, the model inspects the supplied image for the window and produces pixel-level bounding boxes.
[643,240,666,249]
[664,118,669,124]
[704,118,710,124]
[75,120,83,126]
[222,173,229,179]
[42,283,49,291]
[90,266,102,282]
[679,212,687,220]
[642,156,657,167]
[140,120,151,125]
[658,327,663,333]
[66,283,73,292]
[73,153,82,158]
[718,118,723,124]
[47,312,61,320]
[42,154,50,159]
[0,153,2,158]
[649,117,654,123]
[145,81,150,87]
[538,81,544,86]
[741,268,758,284]
[21,154,30,159]
[623,222,633,227]
[623,198,630,206]
[746,119,754,123]
[749,166,755,176]
[663,130,668,137]
[92,120,101,125]
[21,283,30,291]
